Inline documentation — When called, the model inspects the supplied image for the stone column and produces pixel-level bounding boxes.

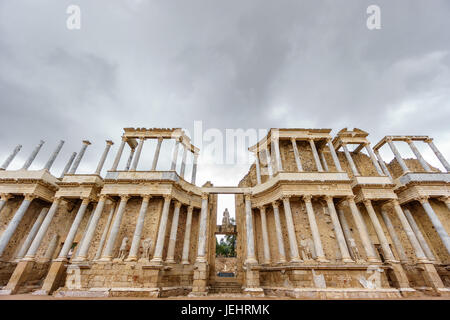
[74,195,107,261]
[0,193,12,214]
[281,196,301,262]
[390,200,428,262]
[347,196,378,262]
[181,205,194,264]
[127,195,151,261]
[324,196,352,262]
[309,139,323,172]
[94,203,116,260]
[195,194,209,263]
[95,140,114,175]
[179,146,188,179]
[0,144,22,170]
[125,148,135,171]
[151,196,172,263]
[272,202,286,263]
[337,208,356,259]
[365,143,384,176]
[380,210,408,263]
[101,195,130,260]
[425,138,450,172]
[0,194,35,256]
[21,140,45,170]
[56,198,90,260]
[23,198,61,260]
[244,194,257,264]
[373,149,393,179]
[387,139,409,173]
[264,149,273,178]
[170,139,180,171]
[60,152,77,178]
[403,208,436,261]
[15,208,49,259]
[254,152,262,185]
[73,206,94,258]
[303,195,327,262]
[191,154,198,184]
[111,138,126,171]
[291,138,303,171]
[327,139,343,172]
[43,140,65,171]
[131,138,144,171]
[406,139,431,172]
[271,138,283,172]
[320,151,329,172]
[151,137,163,170]
[418,197,450,254]
[43,234,60,262]
[342,143,359,176]
[363,200,396,262]
[259,206,271,264]
[69,140,91,174]
[166,201,182,263]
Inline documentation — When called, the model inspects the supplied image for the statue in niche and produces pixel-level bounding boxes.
[349,238,364,263]
[141,238,152,260]
[222,208,231,227]
[300,237,313,261]
[117,237,129,260]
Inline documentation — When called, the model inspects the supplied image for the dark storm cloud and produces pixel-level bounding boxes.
[0,0,449,185]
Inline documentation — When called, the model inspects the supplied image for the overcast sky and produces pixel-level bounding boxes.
[1,1,449,218]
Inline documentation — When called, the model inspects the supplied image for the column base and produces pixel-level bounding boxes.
[98,256,113,262]
[290,257,303,263]
[316,257,329,263]
[181,260,190,265]
[367,257,380,263]
[165,259,176,264]
[245,257,258,265]
[195,256,207,263]
[342,258,354,263]
[125,256,138,262]
[40,260,68,295]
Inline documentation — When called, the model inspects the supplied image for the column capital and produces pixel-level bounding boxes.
[417,196,429,204]
[272,201,279,208]
[157,136,164,142]
[201,193,208,200]
[303,195,312,203]
[323,195,333,203]
[258,205,266,211]
[187,205,194,212]
[424,138,433,143]
[164,194,172,201]
[0,193,12,201]
[121,136,127,142]
[290,137,296,143]
[244,193,252,202]
[174,200,182,208]
[390,199,400,206]
[80,197,90,205]
[405,138,413,144]
[362,199,372,206]
[141,194,152,202]
[345,195,356,202]
[106,140,114,146]
[386,137,393,142]
[82,140,92,145]
[24,194,36,201]
[281,195,291,201]
[438,196,449,204]
[119,194,130,202]
[98,194,109,202]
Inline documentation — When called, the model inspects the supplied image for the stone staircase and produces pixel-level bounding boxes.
[209,281,242,294]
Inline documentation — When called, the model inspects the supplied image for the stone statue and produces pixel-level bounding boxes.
[118,237,129,260]
[222,208,231,227]
[349,238,364,263]
[300,237,313,261]
[141,238,152,260]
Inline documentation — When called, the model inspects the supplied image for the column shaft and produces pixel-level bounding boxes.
[60,152,77,178]
[309,140,323,172]
[170,139,180,171]
[111,139,126,171]
[254,152,262,184]
[43,234,60,261]
[419,198,450,254]
[272,138,283,172]
[325,197,352,262]
[191,154,198,184]
[166,202,182,262]
[403,208,435,261]
[282,197,301,262]
[342,144,359,176]
[365,144,384,176]
[22,140,45,170]
[196,195,208,262]
[152,196,172,262]
[95,140,114,175]
[69,141,91,174]
[244,196,257,264]
[101,196,129,259]
[407,140,431,172]
[320,151,329,172]
[0,144,22,170]
[426,139,450,171]
[337,208,356,260]
[264,149,273,177]
[151,138,163,170]
[44,140,64,171]
[181,206,194,264]
[327,140,343,171]
[260,206,271,264]
[125,148,135,171]
[179,146,188,178]
[291,138,303,171]
[374,150,392,179]
[387,140,409,173]
[16,208,48,259]
[130,138,144,171]
[94,204,116,260]
[272,203,286,263]
[304,196,326,261]
[127,196,150,261]
[380,210,408,263]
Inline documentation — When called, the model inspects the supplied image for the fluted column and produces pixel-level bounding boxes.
[74,195,107,261]
[127,195,151,261]
[425,138,450,172]
[101,195,130,260]
[125,148,135,171]
[195,194,209,263]
[44,140,65,171]
[111,138,126,171]
[290,138,303,171]
[373,149,392,179]
[15,208,49,259]
[309,139,323,172]
[94,203,116,260]
[380,210,408,263]
[363,200,396,262]
[43,234,60,262]
[325,196,352,262]
[320,151,329,172]
[152,196,172,263]
[272,201,286,263]
[69,140,91,174]
[23,198,61,260]
[347,196,378,262]
[281,196,301,262]
[181,205,194,264]
[0,194,35,256]
[151,137,163,170]
[342,143,359,176]
[403,208,436,261]
[244,194,257,264]
[418,197,450,254]
[271,137,283,172]
[95,140,114,175]
[170,139,180,171]
[303,195,327,262]
[0,144,22,170]
[390,200,428,262]
[264,149,273,178]
[179,146,188,179]
[327,139,343,171]
[337,208,357,260]
[254,152,262,184]
[60,152,77,178]
[365,143,384,176]
[191,154,198,185]
[406,139,431,172]
[56,198,90,260]
[387,139,409,173]
[22,140,45,170]
[130,138,144,171]
[166,201,182,263]
[259,206,271,264]
[0,193,12,214]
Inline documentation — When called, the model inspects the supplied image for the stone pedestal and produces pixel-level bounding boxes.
[243,264,264,297]
[189,261,209,296]
[417,262,448,296]
[1,260,35,295]
[35,260,68,295]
